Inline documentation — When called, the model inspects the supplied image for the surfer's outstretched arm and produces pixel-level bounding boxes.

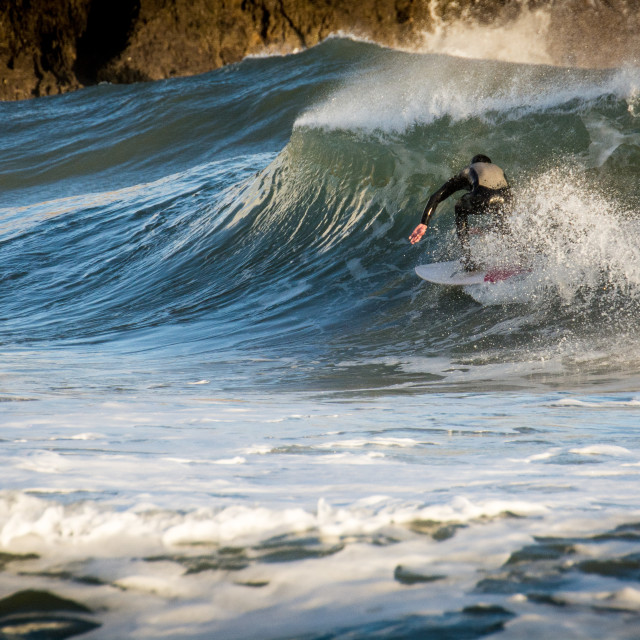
[409,173,469,244]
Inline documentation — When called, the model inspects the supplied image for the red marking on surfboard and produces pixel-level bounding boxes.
[483,267,527,283]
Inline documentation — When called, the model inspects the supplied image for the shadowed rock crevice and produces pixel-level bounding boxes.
[74,0,142,84]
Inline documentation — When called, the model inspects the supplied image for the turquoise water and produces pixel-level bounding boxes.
[1,38,640,638]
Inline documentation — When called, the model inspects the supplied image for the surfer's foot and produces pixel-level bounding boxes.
[462,257,479,272]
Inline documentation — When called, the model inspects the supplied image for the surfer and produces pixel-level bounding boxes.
[408,155,513,270]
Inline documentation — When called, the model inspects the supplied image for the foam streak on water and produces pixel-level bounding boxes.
[2,391,640,639]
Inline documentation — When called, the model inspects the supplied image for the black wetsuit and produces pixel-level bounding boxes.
[420,162,512,267]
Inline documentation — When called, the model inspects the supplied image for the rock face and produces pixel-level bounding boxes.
[1,0,638,101]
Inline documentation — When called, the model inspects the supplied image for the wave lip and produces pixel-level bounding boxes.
[296,53,640,133]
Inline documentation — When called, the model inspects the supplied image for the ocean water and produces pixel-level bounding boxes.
[2,36,640,639]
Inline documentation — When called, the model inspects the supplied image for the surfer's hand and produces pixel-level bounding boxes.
[409,224,427,245]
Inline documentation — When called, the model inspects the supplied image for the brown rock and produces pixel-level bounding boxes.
[0,0,638,102]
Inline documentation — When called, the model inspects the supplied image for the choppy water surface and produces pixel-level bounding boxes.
[1,38,640,639]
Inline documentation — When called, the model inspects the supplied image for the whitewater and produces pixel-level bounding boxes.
[1,35,640,639]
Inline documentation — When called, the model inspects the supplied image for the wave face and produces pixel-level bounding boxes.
[2,38,640,394]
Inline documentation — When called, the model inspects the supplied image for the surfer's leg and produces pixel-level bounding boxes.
[455,199,476,270]
[485,189,512,234]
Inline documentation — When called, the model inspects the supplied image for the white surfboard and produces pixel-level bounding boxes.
[415,260,527,286]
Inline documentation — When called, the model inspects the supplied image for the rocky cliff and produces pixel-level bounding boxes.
[1,0,638,101]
